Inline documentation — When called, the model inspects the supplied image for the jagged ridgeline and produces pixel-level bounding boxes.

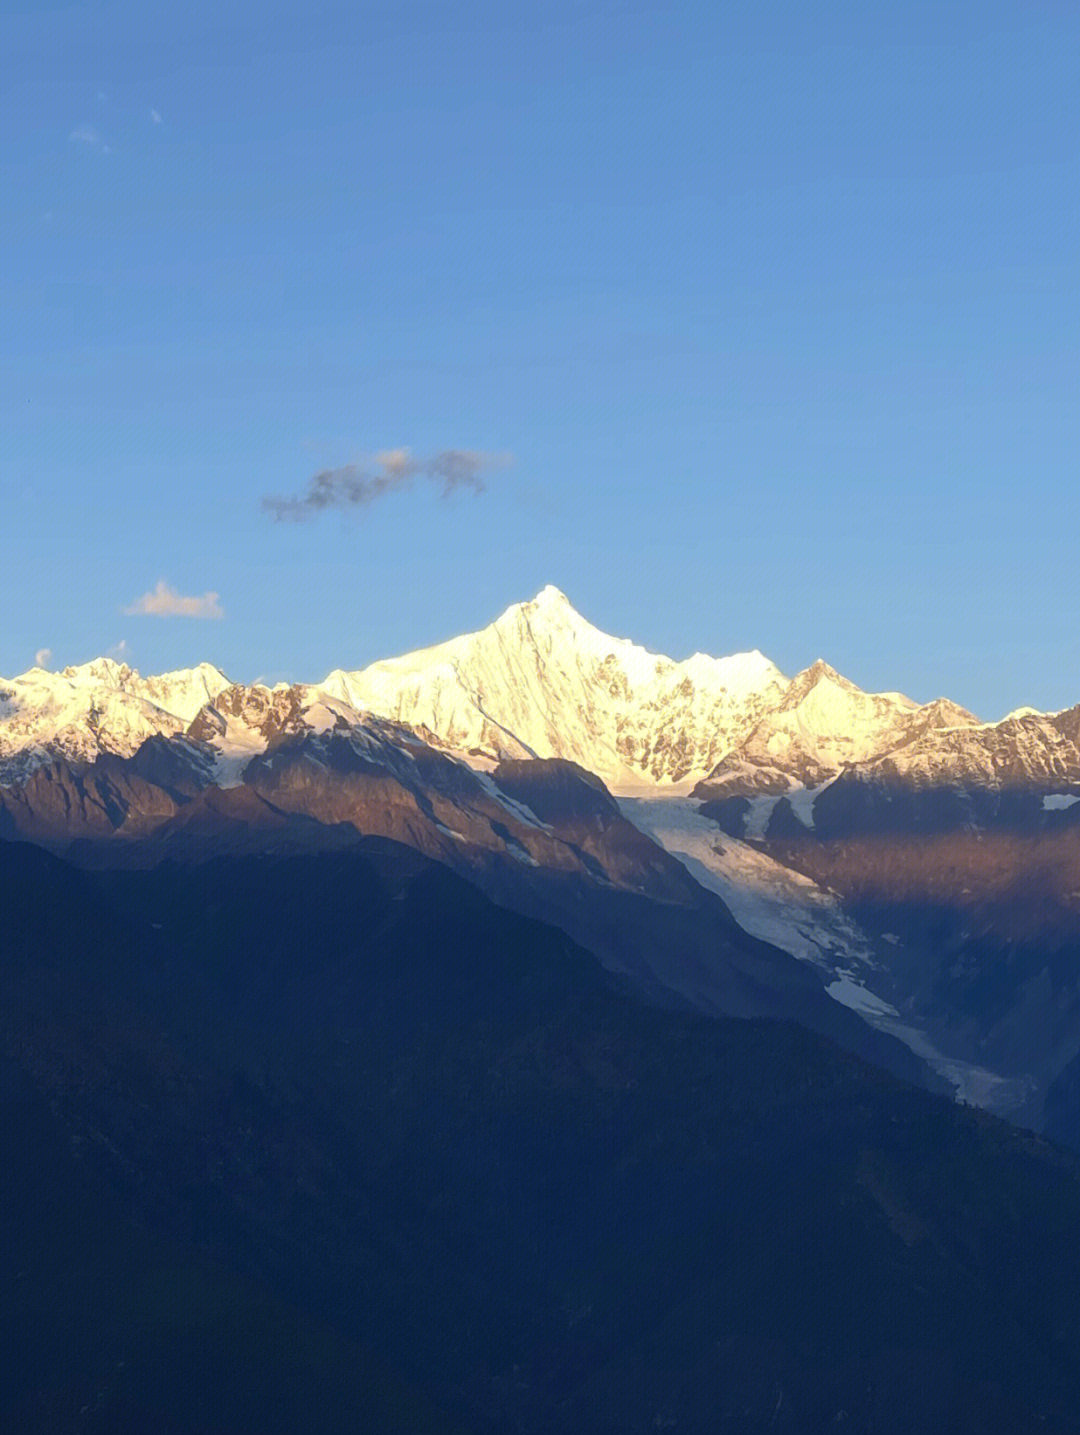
[5,585,1068,803]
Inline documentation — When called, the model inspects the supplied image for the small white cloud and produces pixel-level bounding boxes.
[69,124,110,153]
[150,108,162,124]
[106,639,129,661]
[123,581,224,620]
[34,648,52,669]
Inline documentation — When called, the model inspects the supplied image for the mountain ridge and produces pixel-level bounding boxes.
[4,587,989,796]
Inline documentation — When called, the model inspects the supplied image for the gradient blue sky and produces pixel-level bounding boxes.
[3,0,1077,717]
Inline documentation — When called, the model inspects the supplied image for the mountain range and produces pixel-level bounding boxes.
[0,584,992,791]
[9,584,1077,808]
[8,586,1080,1429]
[6,585,1080,1121]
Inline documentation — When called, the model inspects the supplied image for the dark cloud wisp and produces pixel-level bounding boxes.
[262,448,512,521]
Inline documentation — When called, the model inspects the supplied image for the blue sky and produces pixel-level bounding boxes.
[2,0,1077,717]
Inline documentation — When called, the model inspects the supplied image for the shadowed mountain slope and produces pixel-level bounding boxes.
[0,725,937,1088]
[7,837,1080,1432]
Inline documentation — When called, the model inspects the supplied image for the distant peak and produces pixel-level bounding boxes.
[496,585,585,632]
[531,584,571,607]
[796,659,850,690]
[1004,705,1046,722]
[61,657,135,684]
[775,659,860,710]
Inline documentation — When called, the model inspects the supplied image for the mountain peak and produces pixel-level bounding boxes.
[779,659,858,708]
[509,584,586,631]
[531,583,571,607]
[319,591,789,790]
[61,656,135,686]
[804,658,847,685]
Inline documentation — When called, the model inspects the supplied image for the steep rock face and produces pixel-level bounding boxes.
[0,758,188,842]
[322,586,789,789]
[187,681,356,746]
[184,680,368,787]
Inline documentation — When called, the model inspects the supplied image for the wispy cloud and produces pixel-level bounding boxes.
[123,581,224,619]
[106,639,129,661]
[150,108,162,124]
[263,448,513,522]
[34,648,52,669]
[69,123,110,153]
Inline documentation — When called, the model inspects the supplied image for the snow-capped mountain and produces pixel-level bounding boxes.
[694,659,978,803]
[844,704,1080,798]
[322,585,788,789]
[1,587,792,791]
[0,587,1065,809]
[0,659,230,783]
[697,702,1080,846]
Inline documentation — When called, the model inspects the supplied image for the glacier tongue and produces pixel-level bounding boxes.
[619,794,1035,1114]
[619,795,878,974]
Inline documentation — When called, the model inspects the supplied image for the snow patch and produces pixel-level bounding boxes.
[826,975,899,1019]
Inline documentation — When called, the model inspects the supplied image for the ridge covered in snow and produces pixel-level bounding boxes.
[322,586,788,790]
[3,586,1071,803]
[0,660,231,782]
[694,657,980,806]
